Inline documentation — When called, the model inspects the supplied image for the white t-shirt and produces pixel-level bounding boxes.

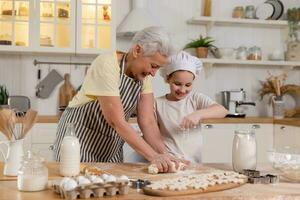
[155,91,215,163]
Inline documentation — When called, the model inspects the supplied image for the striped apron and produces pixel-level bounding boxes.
[53,55,142,162]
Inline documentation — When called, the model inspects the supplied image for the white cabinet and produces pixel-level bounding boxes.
[202,123,273,164]
[0,0,115,54]
[274,124,300,151]
[123,123,145,163]
[29,123,58,161]
[201,124,235,163]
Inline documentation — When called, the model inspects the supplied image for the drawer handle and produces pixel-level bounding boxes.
[252,125,261,129]
[280,126,286,130]
[49,145,54,151]
[204,124,213,129]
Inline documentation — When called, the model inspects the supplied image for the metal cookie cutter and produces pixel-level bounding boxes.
[130,179,151,189]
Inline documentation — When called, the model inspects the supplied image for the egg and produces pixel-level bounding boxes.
[118,175,129,182]
[105,175,117,183]
[87,175,97,182]
[93,177,104,184]
[60,177,73,188]
[61,178,78,191]
[77,176,91,186]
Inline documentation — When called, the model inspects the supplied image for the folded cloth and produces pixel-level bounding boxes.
[160,51,203,80]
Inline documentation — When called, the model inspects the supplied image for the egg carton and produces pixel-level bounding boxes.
[52,181,129,200]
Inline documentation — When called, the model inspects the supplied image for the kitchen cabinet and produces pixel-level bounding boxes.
[0,0,115,54]
[201,123,273,163]
[187,16,300,68]
[274,124,300,151]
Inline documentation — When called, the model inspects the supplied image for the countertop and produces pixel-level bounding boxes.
[33,116,300,127]
[1,162,300,199]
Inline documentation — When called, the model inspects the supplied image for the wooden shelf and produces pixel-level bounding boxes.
[200,58,300,68]
[187,16,288,29]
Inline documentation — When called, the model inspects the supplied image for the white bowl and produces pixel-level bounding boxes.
[268,147,300,182]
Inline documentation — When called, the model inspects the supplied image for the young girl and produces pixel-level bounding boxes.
[156,51,228,163]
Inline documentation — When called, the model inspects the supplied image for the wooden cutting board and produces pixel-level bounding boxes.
[58,73,76,114]
[143,182,246,197]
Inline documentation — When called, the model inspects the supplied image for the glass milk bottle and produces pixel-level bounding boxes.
[232,130,257,173]
[59,123,80,177]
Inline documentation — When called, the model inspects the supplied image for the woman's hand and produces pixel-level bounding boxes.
[150,153,188,173]
[180,112,201,129]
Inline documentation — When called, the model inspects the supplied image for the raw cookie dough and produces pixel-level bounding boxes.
[148,162,186,174]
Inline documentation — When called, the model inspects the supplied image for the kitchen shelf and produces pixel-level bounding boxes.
[187,16,289,29]
[200,58,300,68]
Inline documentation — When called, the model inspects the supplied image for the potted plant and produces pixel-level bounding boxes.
[0,85,9,108]
[183,35,216,58]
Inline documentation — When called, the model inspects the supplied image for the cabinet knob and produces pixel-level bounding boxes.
[280,126,286,130]
[252,124,261,129]
[49,145,54,151]
[204,124,213,129]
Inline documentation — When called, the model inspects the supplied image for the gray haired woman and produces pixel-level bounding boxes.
[53,26,184,173]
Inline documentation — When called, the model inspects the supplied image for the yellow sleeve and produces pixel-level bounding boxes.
[141,75,153,94]
[84,53,120,97]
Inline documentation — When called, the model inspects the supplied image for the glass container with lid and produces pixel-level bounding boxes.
[232,130,257,173]
[247,46,262,60]
[17,151,48,192]
[244,5,255,19]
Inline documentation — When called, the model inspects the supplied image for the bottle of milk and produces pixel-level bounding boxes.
[232,130,257,173]
[59,123,80,177]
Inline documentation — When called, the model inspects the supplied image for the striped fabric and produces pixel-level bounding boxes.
[53,55,142,162]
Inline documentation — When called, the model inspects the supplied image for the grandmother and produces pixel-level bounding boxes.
[53,26,183,172]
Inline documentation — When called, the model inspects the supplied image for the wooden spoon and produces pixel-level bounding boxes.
[21,109,38,139]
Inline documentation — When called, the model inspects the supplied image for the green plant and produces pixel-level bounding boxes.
[183,35,216,49]
[0,85,9,105]
[287,8,300,23]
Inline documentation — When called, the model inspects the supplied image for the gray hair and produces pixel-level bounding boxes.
[131,26,174,56]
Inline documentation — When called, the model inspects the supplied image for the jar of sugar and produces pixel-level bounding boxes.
[17,151,48,192]
[232,130,257,173]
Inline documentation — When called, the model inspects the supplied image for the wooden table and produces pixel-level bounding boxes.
[1,162,300,199]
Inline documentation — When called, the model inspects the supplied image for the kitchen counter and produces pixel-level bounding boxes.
[1,162,300,199]
[32,116,300,127]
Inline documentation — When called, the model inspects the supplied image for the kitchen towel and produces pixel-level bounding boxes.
[36,69,64,99]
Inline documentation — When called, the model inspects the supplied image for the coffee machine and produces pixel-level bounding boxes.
[221,89,256,117]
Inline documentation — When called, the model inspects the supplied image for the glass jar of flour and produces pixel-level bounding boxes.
[17,151,48,191]
[232,130,257,173]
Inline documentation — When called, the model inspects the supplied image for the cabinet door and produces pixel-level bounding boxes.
[123,123,145,162]
[274,124,298,151]
[0,0,31,52]
[30,123,57,161]
[236,124,273,163]
[76,0,115,54]
[202,124,235,163]
[37,0,76,53]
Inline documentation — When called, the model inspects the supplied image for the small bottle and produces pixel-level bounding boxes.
[59,123,80,177]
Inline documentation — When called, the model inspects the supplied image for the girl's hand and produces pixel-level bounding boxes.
[180,112,201,129]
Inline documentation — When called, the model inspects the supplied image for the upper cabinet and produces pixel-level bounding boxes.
[76,0,115,54]
[0,0,31,51]
[0,0,115,54]
[38,0,76,53]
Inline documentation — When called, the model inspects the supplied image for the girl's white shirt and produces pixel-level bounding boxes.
[155,91,215,163]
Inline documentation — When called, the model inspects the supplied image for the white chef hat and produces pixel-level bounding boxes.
[160,51,203,81]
